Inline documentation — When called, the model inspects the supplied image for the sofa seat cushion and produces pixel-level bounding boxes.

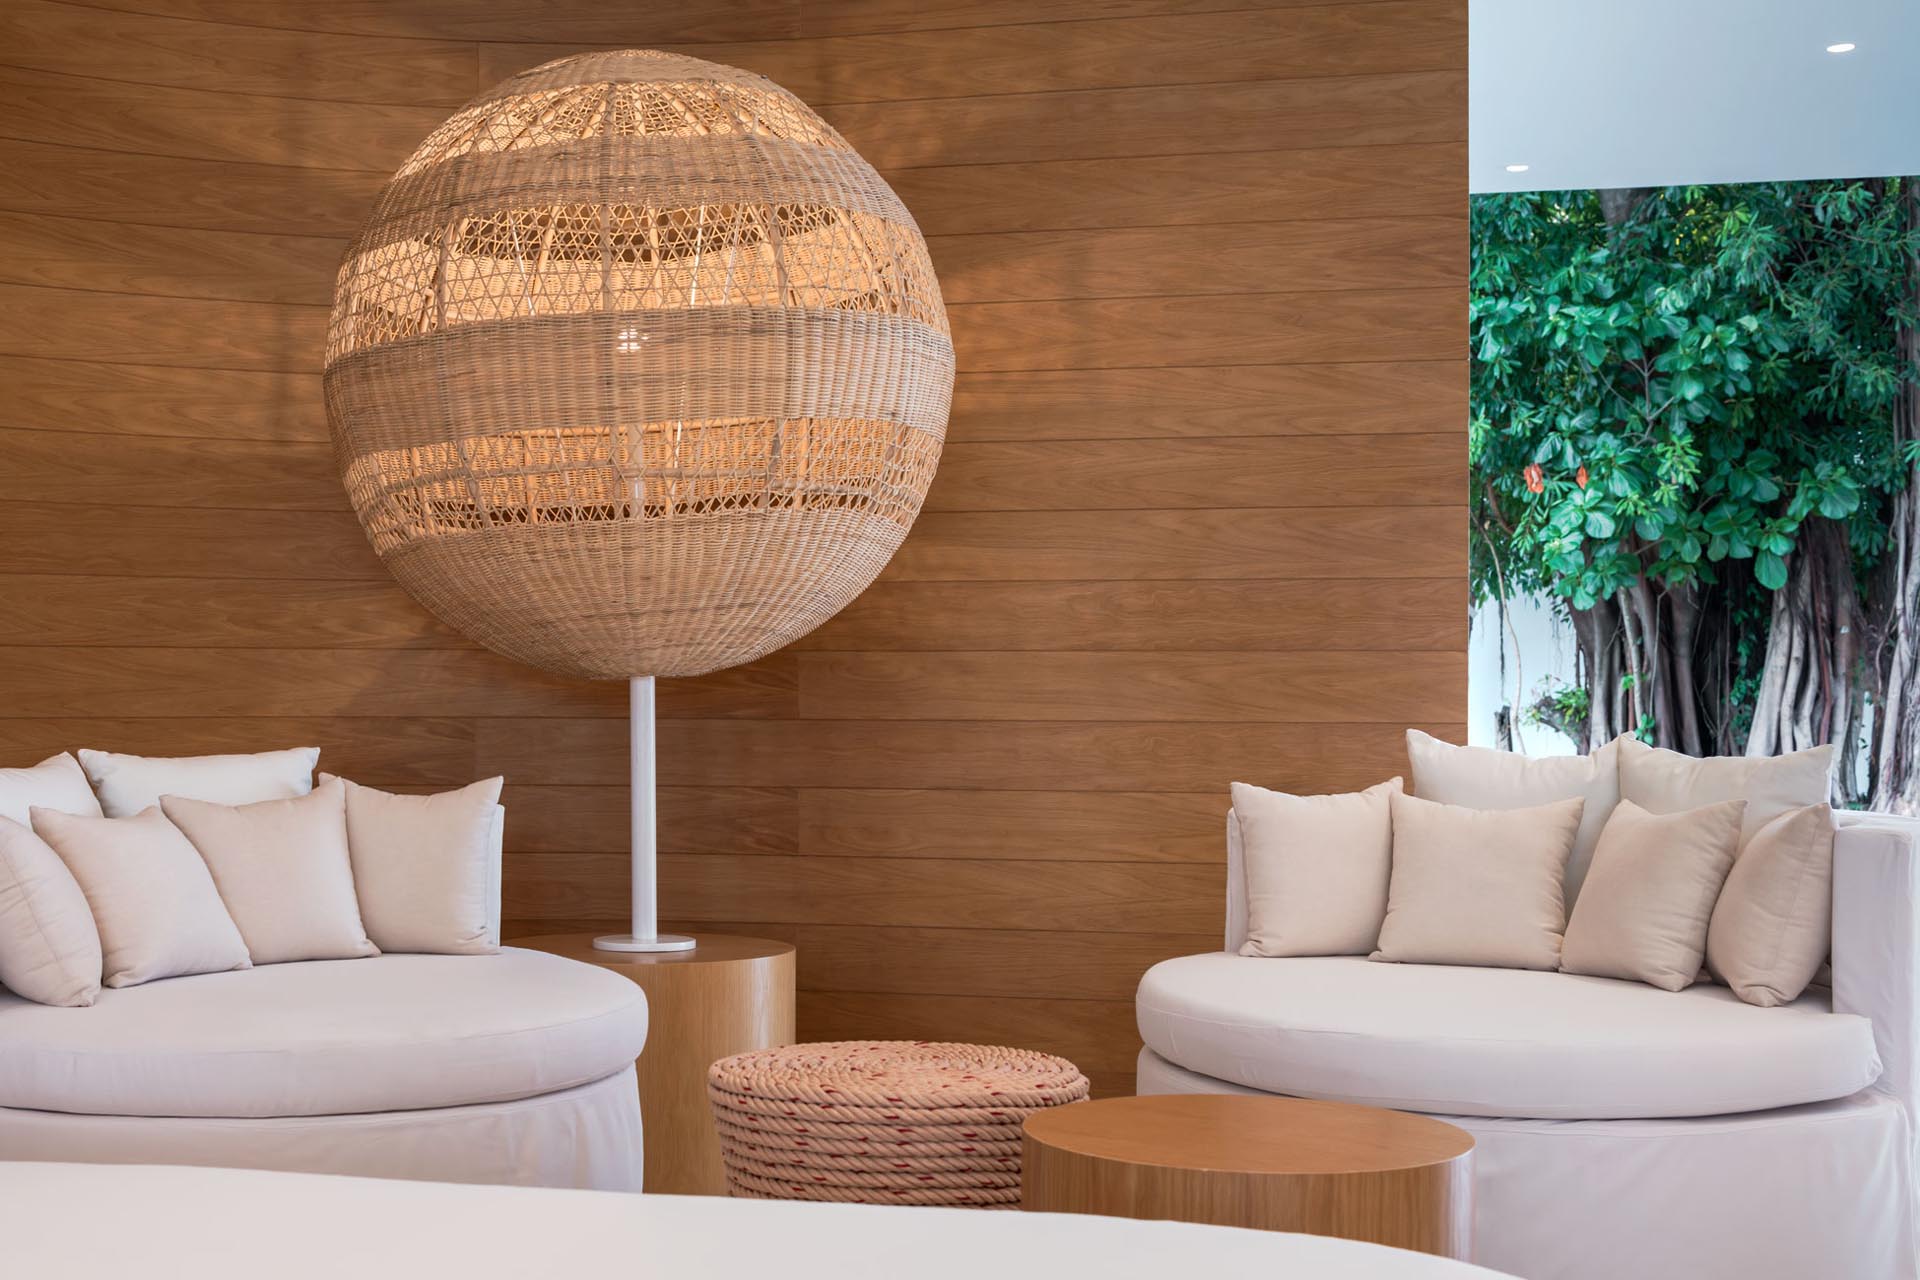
[1136,954,1880,1119]
[0,948,648,1118]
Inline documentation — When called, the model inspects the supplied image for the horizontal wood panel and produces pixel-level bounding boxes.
[794,925,1214,1002]
[503,785,798,855]
[952,288,1460,371]
[827,70,1464,169]
[478,719,1447,791]
[509,851,1224,933]
[886,506,1465,582]
[797,651,1465,722]
[948,361,1465,441]
[931,218,1463,304]
[0,716,478,784]
[0,210,343,304]
[802,790,1226,861]
[0,502,381,579]
[0,356,326,440]
[0,648,797,719]
[485,2,1464,105]
[0,140,384,237]
[0,428,340,509]
[799,991,1140,1091]
[70,0,803,42]
[0,64,440,168]
[925,434,1463,511]
[0,574,455,648]
[0,284,325,370]
[798,578,1467,652]
[0,0,477,104]
[894,145,1465,236]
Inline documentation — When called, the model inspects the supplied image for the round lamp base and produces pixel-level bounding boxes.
[593,933,698,954]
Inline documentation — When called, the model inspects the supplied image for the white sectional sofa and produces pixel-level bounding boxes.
[1136,811,1919,1280]
[0,801,650,1191]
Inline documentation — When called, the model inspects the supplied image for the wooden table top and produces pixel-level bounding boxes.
[1022,1095,1473,1176]
[510,932,795,969]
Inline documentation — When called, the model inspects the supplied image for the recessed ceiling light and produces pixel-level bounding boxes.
[1505,163,1530,173]
[1827,42,1856,53]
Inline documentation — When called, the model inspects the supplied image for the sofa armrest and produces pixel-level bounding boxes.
[1833,814,1920,1109]
[1224,809,1247,953]
[486,802,505,947]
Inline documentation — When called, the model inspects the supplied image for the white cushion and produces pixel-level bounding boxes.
[1405,729,1620,900]
[79,746,319,819]
[0,817,102,1007]
[0,753,103,826]
[0,948,648,1118]
[1618,735,1831,844]
[1232,777,1399,957]
[161,778,377,965]
[33,806,251,988]
[327,774,503,955]
[1136,953,1881,1119]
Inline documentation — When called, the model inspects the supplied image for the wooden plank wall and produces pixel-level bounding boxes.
[0,0,1467,1095]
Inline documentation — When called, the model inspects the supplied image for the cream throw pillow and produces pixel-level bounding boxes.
[1617,736,1830,844]
[1372,791,1585,970]
[32,806,251,987]
[79,746,320,819]
[161,778,377,965]
[1561,798,1745,991]
[0,752,104,826]
[0,816,103,1006]
[1706,803,1835,1007]
[1405,729,1621,902]
[326,774,504,955]
[1233,777,1401,957]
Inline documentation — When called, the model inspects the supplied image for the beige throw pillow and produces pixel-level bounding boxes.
[0,816,103,1006]
[1706,803,1835,1007]
[0,753,104,827]
[79,746,320,819]
[1561,798,1745,991]
[161,778,377,965]
[1372,791,1585,970]
[327,774,504,955]
[1405,729,1620,902]
[1233,777,1401,957]
[32,806,251,987]
[1617,736,1830,844]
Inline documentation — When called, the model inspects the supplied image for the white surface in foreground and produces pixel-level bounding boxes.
[0,1161,1514,1279]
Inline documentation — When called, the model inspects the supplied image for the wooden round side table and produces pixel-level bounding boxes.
[512,933,795,1196]
[1021,1095,1473,1259]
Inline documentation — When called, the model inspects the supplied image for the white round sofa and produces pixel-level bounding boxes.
[1136,813,1919,1280]
[0,948,650,1191]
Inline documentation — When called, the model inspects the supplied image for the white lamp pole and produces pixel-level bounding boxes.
[593,676,696,953]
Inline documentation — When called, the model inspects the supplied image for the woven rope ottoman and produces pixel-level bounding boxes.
[708,1040,1090,1207]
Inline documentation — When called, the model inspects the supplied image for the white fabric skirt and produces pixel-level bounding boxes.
[1138,1047,1915,1280]
[0,1066,644,1192]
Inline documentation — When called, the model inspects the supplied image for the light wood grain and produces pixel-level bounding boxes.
[0,0,1464,1106]
[796,651,1466,722]
[1023,1096,1474,1258]
[512,932,797,1195]
[797,578,1467,652]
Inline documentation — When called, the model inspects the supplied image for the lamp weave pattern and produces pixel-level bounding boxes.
[323,50,953,678]
[708,1040,1090,1207]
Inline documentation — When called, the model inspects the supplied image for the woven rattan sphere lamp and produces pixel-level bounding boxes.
[324,51,953,953]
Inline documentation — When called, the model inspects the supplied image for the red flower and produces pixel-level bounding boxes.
[1524,463,1545,494]
[1576,464,1589,490]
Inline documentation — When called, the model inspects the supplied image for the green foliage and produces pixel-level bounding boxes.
[1470,181,1920,612]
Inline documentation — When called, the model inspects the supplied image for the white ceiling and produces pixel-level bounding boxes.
[1471,0,1920,193]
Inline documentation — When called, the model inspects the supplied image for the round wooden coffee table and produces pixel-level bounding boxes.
[1022,1095,1473,1259]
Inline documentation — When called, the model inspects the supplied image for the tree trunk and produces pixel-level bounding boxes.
[1746,517,1862,807]
[1870,179,1920,812]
